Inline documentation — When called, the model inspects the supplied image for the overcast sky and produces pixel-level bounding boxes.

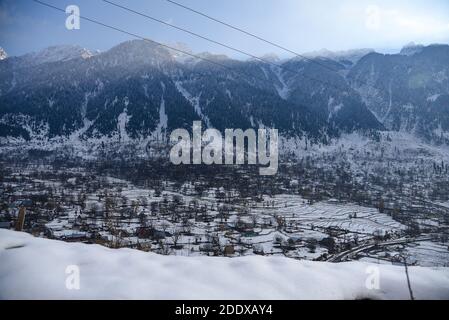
[1,0,449,58]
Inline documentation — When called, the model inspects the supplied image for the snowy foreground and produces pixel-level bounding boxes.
[0,230,448,300]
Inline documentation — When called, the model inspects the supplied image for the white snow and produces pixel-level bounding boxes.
[427,94,441,102]
[23,45,94,66]
[175,81,211,127]
[0,47,7,60]
[117,106,131,143]
[327,97,343,120]
[0,230,448,300]
[154,82,168,138]
[303,48,375,64]
[225,89,233,101]
[271,66,290,100]
[400,43,424,56]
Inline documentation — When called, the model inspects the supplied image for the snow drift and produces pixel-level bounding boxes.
[0,230,448,300]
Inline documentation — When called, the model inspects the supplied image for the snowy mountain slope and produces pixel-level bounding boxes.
[281,57,384,132]
[303,48,375,66]
[21,45,95,65]
[0,40,381,145]
[348,44,449,143]
[0,41,448,148]
[400,42,425,56]
[1,230,448,299]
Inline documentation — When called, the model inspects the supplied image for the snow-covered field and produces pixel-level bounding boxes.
[1,229,448,300]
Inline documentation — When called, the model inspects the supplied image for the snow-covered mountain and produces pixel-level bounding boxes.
[0,40,448,148]
[3,45,96,68]
[24,45,95,65]
[303,48,375,66]
[349,44,449,142]
[399,42,425,56]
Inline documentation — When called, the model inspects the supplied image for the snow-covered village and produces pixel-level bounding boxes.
[1,0,449,304]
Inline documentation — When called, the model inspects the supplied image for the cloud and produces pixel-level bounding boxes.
[364,4,449,40]
[365,5,381,30]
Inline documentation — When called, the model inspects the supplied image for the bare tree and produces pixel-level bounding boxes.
[171,229,182,248]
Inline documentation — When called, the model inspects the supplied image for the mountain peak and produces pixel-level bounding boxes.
[400,42,424,56]
[166,42,194,63]
[303,48,375,64]
[103,40,174,65]
[25,45,95,64]
[197,52,230,60]
[259,53,280,62]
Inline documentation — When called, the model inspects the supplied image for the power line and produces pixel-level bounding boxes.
[103,0,269,62]
[31,0,272,86]
[32,0,345,106]
[165,0,340,74]
[101,0,343,91]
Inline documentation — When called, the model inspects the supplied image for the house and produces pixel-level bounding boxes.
[9,199,33,208]
[61,231,89,242]
[224,245,235,256]
[234,220,254,233]
[20,199,33,207]
[136,227,167,240]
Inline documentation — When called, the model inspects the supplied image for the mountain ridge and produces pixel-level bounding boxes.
[0,40,448,148]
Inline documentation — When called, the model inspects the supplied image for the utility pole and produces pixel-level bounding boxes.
[403,257,415,300]
[15,207,26,231]
[396,254,415,300]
